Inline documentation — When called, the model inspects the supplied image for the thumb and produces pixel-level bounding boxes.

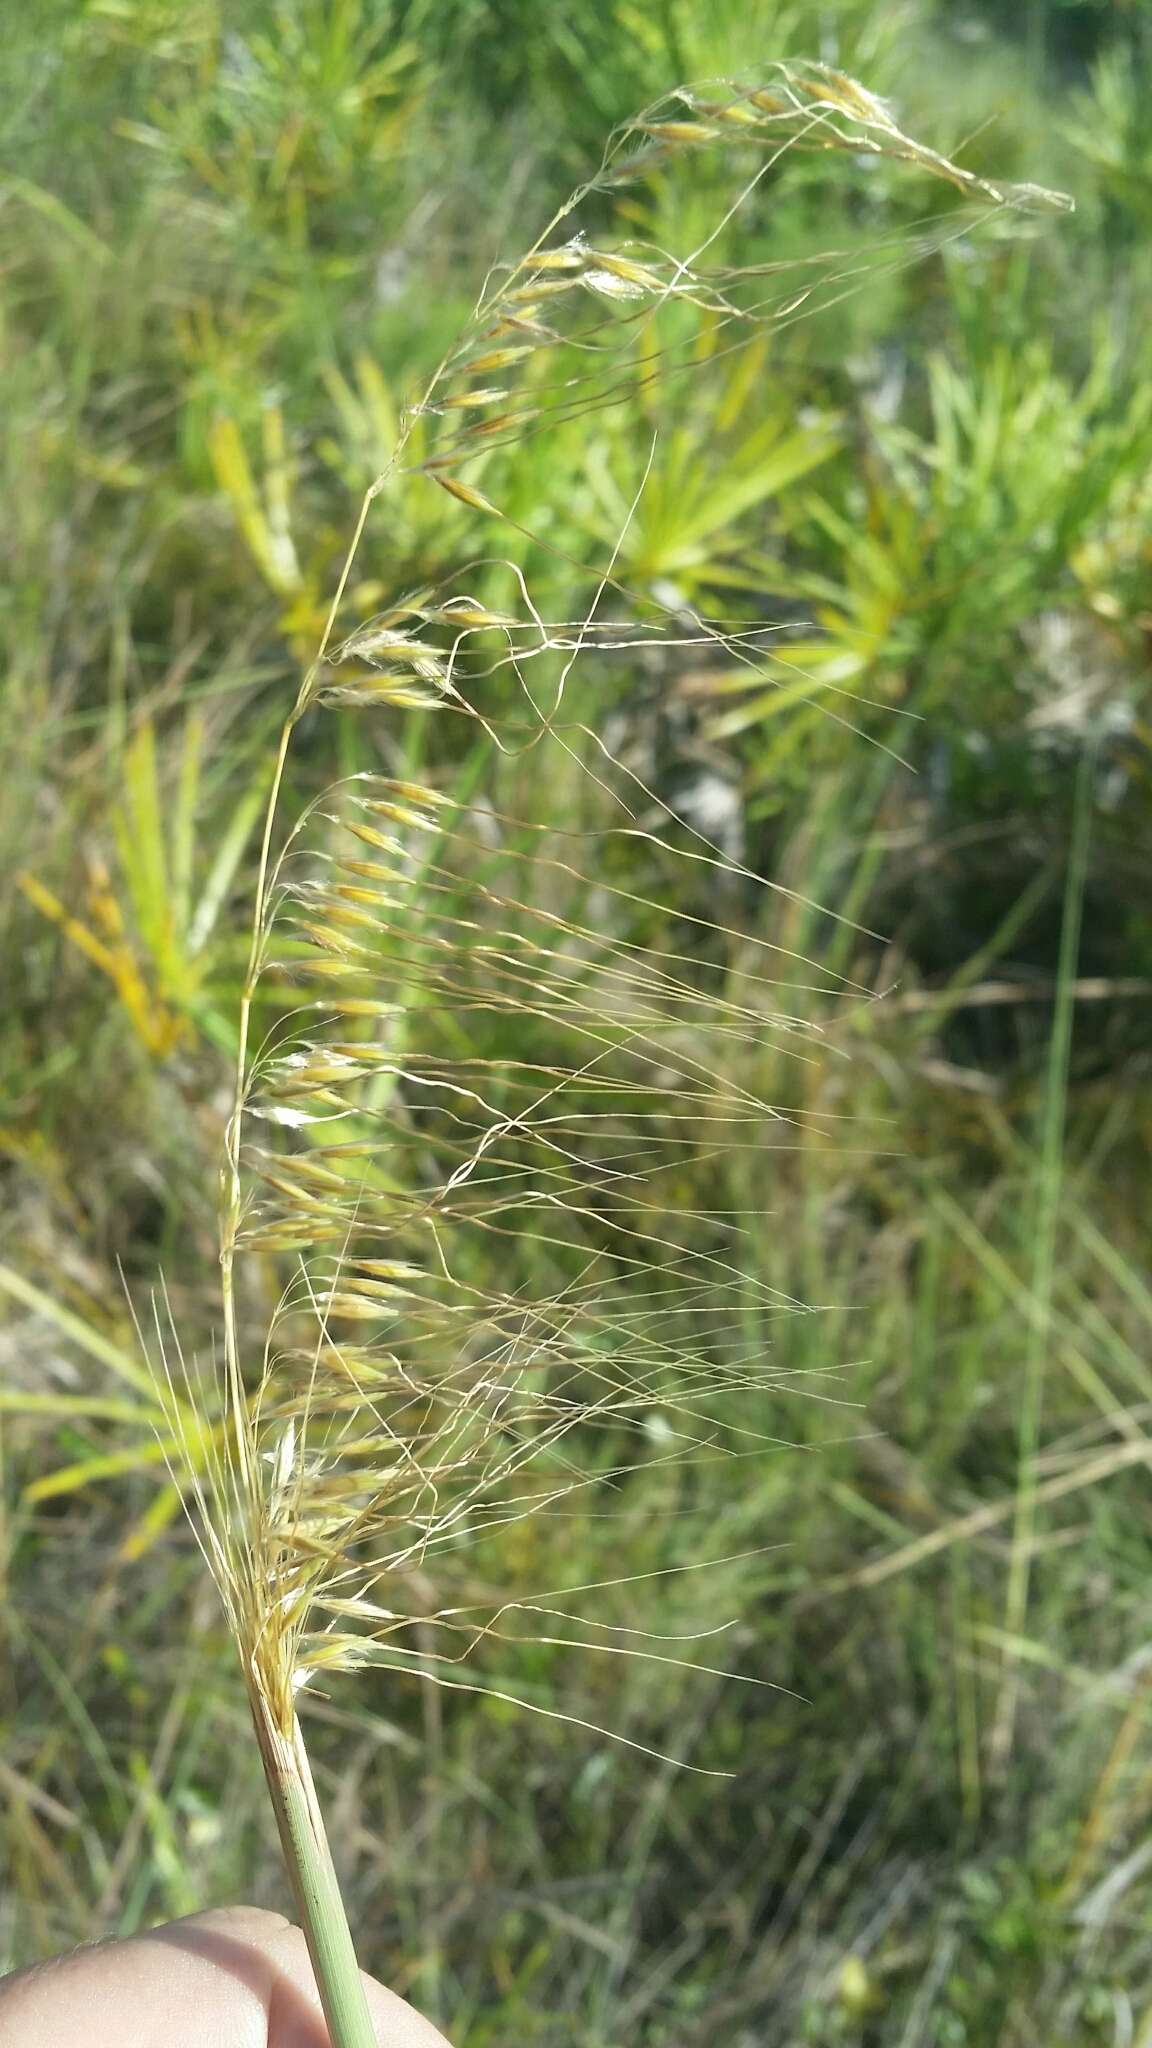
[0,1905,453,2048]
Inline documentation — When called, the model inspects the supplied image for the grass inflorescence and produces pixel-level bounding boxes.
[141,64,1071,2045]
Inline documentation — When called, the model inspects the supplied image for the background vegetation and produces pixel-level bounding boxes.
[2,2,1151,2042]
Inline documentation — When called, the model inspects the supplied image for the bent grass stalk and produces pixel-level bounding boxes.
[158,66,1068,2048]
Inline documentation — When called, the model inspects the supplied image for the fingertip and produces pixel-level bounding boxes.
[253,1921,454,2046]
[153,1904,295,1944]
[0,1906,454,2048]
[361,1972,455,2047]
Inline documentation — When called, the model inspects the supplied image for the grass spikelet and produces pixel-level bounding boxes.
[150,63,1069,2048]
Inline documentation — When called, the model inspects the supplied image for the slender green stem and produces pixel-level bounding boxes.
[219,711,296,1499]
[252,1696,377,2048]
[990,735,1096,1772]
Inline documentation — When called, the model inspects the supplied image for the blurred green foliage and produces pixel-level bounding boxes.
[2,3,1151,2043]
